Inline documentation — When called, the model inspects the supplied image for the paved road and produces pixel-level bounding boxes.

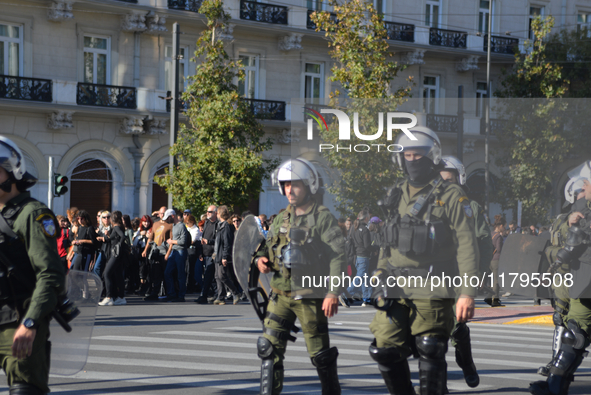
[0,296,589,394]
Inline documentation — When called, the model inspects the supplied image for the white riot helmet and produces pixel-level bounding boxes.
[273,158,320,196]
[394,126,442,172]
[567,160,591,181]
[441,156,467,185]
[0,136,36,192]
[564,176,587,204]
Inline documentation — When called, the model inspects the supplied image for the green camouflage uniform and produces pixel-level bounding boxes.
[545,213,571,323]
[0,192,66,393]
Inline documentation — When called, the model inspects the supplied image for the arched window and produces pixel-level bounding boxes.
[465,169,498,208]
[70,159,112,224]
[151,163,168,213]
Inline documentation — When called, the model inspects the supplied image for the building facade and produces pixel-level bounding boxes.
[0,0,587,221]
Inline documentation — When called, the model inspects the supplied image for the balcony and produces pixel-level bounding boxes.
[240,0,288,25]
[76,83,137,109]
[480,117,509,135]
[429,28,467,48]
[427,114,459,133]
[116,0,138,3]
[0,75,52,102]
[385,21,414,43]
[306,10,337,30]
[484,35,519,55]
[168,0,203,12]
[245,99,286,121]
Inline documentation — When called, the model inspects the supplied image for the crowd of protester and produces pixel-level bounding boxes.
[57,205,272,305]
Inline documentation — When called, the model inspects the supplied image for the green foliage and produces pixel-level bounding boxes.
[494,16,574,224]
[155,0,278,213]
[309,0,411,217]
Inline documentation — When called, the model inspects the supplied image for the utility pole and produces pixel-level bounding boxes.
[457,85,464,163]
[484,0,493,217]
[168,22,180,209]
[48,156,53,210]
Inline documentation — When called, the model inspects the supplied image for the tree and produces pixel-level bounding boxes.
[494,16,574,224]
[156,0,278,213]
[309,0,412,217]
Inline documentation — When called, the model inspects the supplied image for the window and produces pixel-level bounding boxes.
[165,45,188,92]
[422,76,439,114]
[478,0,493,34]
[304,63,323,99]
[374,0,385,15]
[307,0,324,11]
[476,81,487,117]
[0,23,22,76]
[577,13,591,36]
[528,6,544,40]
[83,36,110,85]
[425,0,440,28]
[238,55,258,99]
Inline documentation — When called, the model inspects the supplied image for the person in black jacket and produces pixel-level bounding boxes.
[70,210,97,272]
[213,206,240,305]
[340,210,373,307]
[195,205,219,304]
[99,211,128,306]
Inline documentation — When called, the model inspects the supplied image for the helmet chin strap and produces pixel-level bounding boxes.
[0,177,13,193]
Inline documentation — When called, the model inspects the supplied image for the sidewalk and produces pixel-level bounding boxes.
[471,297,554,326]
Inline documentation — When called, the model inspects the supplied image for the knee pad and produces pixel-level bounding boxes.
[416,336,448,360]
[566,320,590,350]
[9,382,45,395]
[451,322,469,342]
[311,347,338,368]
[257,336,275,360]
[368,340,406,369]
[552,311,564,327]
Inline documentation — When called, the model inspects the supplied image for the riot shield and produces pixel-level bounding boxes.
[498,233,551,298]
[233,215,272,321]
[50,270,101,376]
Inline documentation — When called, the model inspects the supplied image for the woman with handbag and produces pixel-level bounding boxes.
[99,211,128,306]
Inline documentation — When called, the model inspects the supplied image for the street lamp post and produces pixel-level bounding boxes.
[168,23,181,209]
[484,0,493,218]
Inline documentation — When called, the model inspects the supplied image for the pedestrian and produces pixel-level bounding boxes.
[71,210,98,272]
[94,210,112,280]
[185,214,202,294]
[141,207,172,301]
[487,215,506,307]
[254,158,344,394]
[367,216,382,276]
[56,215,71,272]
[163,209,189,302]
[195,205,219,304]
[99,211,128,306]
[231,214,242,230]
[133,215,152,296]
[0,135,66,394]
[369,127,479,395]
[213,206,240,305]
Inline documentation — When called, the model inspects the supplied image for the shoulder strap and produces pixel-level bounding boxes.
[0,215,17,240]
[0,197,36,240]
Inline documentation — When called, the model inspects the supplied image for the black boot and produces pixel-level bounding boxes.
[369,340,415,395]
[451,323,480,388]
[9,383,45,395]
[530,321,588,395]
[312,347,341,395]
[416,336,448,395]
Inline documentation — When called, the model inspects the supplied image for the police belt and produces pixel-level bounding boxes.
[271,286,292,297]
[389,261,453,278]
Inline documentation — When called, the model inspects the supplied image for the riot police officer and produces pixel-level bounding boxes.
[530,161,591,395]
[254,158,345,395]
[537,176,587,377]
[440,155,493,388]
[369,127,479,395]
[0,136,66,394]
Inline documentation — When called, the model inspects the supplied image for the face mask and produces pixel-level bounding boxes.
[405,156,434,186]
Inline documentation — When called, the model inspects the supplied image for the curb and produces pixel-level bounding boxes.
[503,314,553,326]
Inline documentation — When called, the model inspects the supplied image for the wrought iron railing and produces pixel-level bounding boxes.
[168,0,203,12]
[480,117,509,135]
[240,0,288,25]
[484,35,519,55]
[429,28,467,48]
[384,21,414,42]
[306,10,337,30]
[245,99,286,121]
[0,75,52,102]
[117,0,138,3]
[426,114,459,133]
[77,83,137,109]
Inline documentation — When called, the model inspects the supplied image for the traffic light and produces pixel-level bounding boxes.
[54,174,68,197]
